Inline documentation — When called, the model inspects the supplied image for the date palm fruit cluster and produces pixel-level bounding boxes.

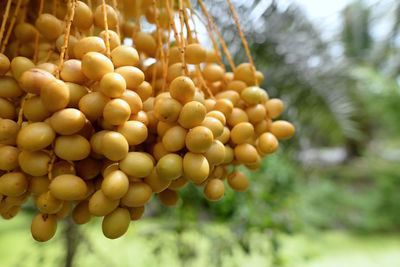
[0,0,294,242]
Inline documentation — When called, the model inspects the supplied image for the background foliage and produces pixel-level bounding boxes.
[1,0,400,266]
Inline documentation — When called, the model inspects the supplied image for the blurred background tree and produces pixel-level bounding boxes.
[1,0,400,266]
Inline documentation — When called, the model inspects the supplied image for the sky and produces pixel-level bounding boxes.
[287,0,395,40]
[290,0,353,19]
[130,0,397,54]
[281,0,351,40]
[236,0,394,41]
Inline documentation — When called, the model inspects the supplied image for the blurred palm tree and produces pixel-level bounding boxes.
[199,0,364,157]
[342,0,373,61]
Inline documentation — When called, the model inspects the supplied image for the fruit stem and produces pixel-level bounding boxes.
[58,0,76,79]
[178,0,188,76]
[196,65,215,100]
[47,150,56,180]
[0,0,23,54]
[165,0,189,76]
[33,0,45,64]
[226,0,258,86]
[162,23,172,92]
[0,0,12,46]
[153,0,167,91]
[111,0,120,39]
[198,0,236,72]
[86,0,93,36]
[52,0,57,16]
[186,2,199,43]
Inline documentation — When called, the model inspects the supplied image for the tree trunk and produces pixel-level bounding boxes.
[65,218,79,267]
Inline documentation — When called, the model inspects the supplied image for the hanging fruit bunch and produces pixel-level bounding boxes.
[0,0,295,242]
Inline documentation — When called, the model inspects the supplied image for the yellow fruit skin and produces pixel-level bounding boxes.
[0,172,28,197]
[101,131,129,161]
[74,37,105,59]
[156,153,183,180]
[50,108,86,135]
[16,122,55,152]
[204,179,225,201]
[101,170,129,200]
[258,132,279,154]
[128,206,145,221]
[168,176,189,191]
[82,52,114,81]
[56,201,72,219]
[120,152,154,178]
[121,182,152,207]
[102,208,131,239]
[54,135,91,161]
[234,144,258,164]
[36,191,63,214]
[49,174,88,201]
[73,1,94,30]
[94,4,118,29]
[158,189,179,206]
[0,146,19,171]
[111,46,139,68]
[18,68,54,95]
[31,214,57,242]
[228,171,249,192]
[18,150,50,176]
[183,152,209,184]
[89,189,120,216]
[35,14,63,41]
[115,66,145,89]
[266,99,284,119]
[230,122,254,145]
[144,168,171,193]
[103,99,131,126]
[11,56,34,80]
[118,121,148,146]
[185,126,213,153]
[204,140,225,166]
[162,126,187,152]
[178,101,206,129]
[29,176,50,196]
[169,76,196,104]
[100,72,126,98]
[270,120,295,140]
[40,79,70,112]
[185,44,207,64]
[72,200,92,225]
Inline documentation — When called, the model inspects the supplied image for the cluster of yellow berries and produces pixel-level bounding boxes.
[0,0,294,242]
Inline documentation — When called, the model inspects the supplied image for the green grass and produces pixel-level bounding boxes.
[280,231,400,267]
[1,213,400,267]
